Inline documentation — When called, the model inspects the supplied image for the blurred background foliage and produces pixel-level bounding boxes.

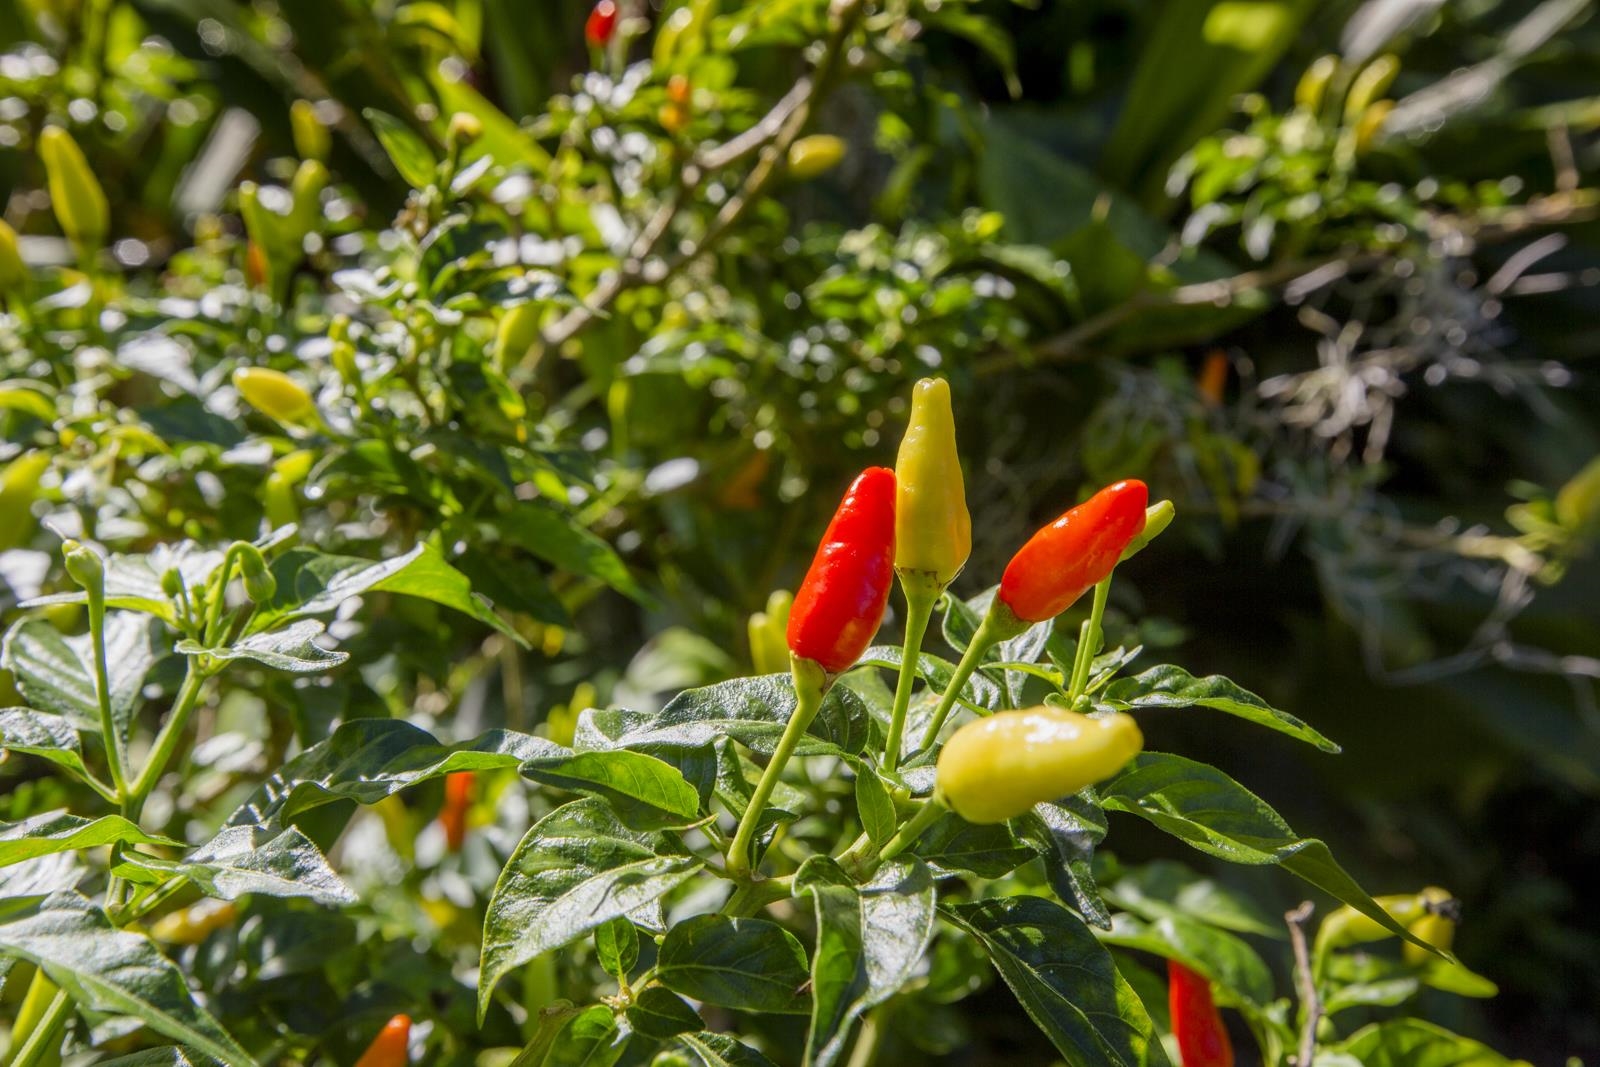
[1,0,1598,1060]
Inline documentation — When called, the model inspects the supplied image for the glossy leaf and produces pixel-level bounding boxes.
[0,707,99,789]
[1100,753,1427,949]
[114,826,355,905]
[1105,859,1282,938]
[1014,796,1111,928]
[498,504,648,603]
[544,1004,628,1067]
[676,1032,779,1067]
[594,916,639,979]
[0,812,181,868]
[657,914,810,1014]
[945,895,1170,1066]
[625,987,704,1040]
[178,619,348,672]
[1103,665,1339,752]
[0,892,255,1066]
[796,857,936,1067]
[480,799,699,1021]
[854,770,896,847]
[520,748,703,830]
[1337,1019,1531,1066]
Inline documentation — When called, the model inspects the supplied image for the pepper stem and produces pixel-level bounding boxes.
[915,601,1026,754]
[1066,576,1113,701]
[883,573,941,774]
[868,796,947,876]
[726,656,829,878]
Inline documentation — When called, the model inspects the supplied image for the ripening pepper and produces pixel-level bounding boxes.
[1168,960,1234,1067]
[894,377,970,587]
[936,708,1142,824]
[1315,886,1457,960]
[353,1014,411,1067]
[234,367,315,424]
[38,126,109,251]
[998,480,1148,623]
[786,467,896,674]
[787,135,846,180]
[0,219,26,295]
[440,770,475,853]
[151,900,238,945]
[585,0,618,47]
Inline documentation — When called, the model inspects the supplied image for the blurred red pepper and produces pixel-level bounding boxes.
[1168,961,1233,1067]
[786,467,896,674]
[998,480,1148,623]
[353,1014,411,1067]
[439,771,475,852]
[585,0,618,47]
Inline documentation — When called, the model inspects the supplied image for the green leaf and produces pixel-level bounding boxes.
[497,504,648,604]
[1104,859,1283,938]
[657,914,810,1014]
[96,1049,213,1066]
[0,812,181,868]
[675,1032,779,1067]
[544,1004,629,1067]
[0,707,101,792]
[178,619,348,672]
[521,748,703,831]
[593,917,639,980]
[945,895,1171,1066]
[1014,796,1111,928]
[363,108,438,188]
[1,612,163,767]
[113,826,354,905]
[1103,665,1339,752]
[854,770,896,847]
[1097,912,1275,1006]
[796,857,936,1067]
[1100,753,1428,950]
[916,812,1038,879]
[225,719,551,830]
[1336,1019,1530,1066]
[578,676,871,760]
[255,544,524,644]
[0,893,256,1066]
[625,987,704,1040]
[480,799,699,1022]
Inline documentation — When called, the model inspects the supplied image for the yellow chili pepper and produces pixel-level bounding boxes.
[936,708,1143,824]
[1344,54,1400,123]
[787,135,846,180]
[1295,54,1339,114]
[1555,455,1600,536]
[747,589,793,675]
[150,900,238,945]
[291,99,331,162]
[894,377,971,588]
[234,367,315,424]
[38,126,109,251]
[1403,886,1457,966]
[1353,100,1394,154]
[0,219,26,295]
[1315,885,1456,957]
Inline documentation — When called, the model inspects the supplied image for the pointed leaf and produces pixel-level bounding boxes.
[657,914,810,1014]
[521,748,703,830]
[114,827,354,905]
[1104,665,1339,752]
[0,812,181,868]
[0,707,98,788]
[178,620,348,673]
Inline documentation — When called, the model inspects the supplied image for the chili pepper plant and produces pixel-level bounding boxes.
[0,376,1520,1066]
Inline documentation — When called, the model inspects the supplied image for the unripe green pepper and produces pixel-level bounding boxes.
[936,708,1143,824]
[747,589,793,675]
[495,302,543,371]
[62,539,105,599]
[291,99,331,162]
[233,367,315,424]
[1120,500,1175,563]
[894,377,970,587]
[787,135,846,180]
[238,544,277,603]
[38,126,109,251]
[288,159,328,245]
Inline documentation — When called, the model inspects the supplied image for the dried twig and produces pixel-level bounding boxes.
[1286,901,1320,1067]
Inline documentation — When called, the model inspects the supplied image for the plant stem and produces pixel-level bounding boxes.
[884,578,939,774]
[1066,577,1112,701]
[8,988,70,1067]
[126,661,207,815]
[726,660,827,878]
[874,798,945,869]
[1286,901,1321,1067]
[845,1004,885,1067]
[722,875,794,918]
[916,604,1023,753]
[83,582,126,799]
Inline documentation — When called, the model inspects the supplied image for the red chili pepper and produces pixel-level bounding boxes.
[997,479,1148,623]
[440,771,475,853]
[585,0,618,47]
[353,1014,412,1067]
[1168,961,1233,1067]
[786,467,896,674]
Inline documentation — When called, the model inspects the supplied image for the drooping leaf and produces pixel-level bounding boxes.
[795,857,936,1067]
[178,619,348,672]
[225,719,551,830]
[0,707,100,791]
[1014,795,1112,928]
[497,504,648,604]
[1100,753,1429,950]
[479,799,699,1021]
[0,892,255,1066]
[656,914,810,1015]
[0,812,181,868]
[1103,665,1339,752]
[945,895,1170,1067]
[113,826,355,905]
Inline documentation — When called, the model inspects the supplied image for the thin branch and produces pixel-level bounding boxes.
[1286,901,1320,1067]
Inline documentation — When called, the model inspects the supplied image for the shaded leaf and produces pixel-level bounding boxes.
[1104,665,1339,752]
[657,914,810,1014]
[625,987,704,1040]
